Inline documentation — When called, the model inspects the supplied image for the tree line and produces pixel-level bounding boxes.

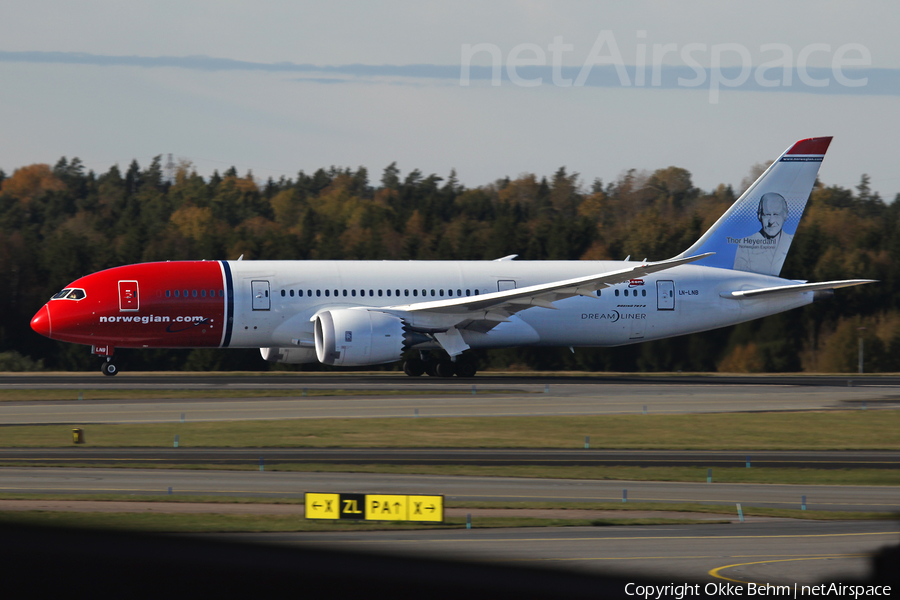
[0,155,896,373]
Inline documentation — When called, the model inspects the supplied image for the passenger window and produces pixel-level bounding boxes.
[596,290,601,297]
[430,289,435,297]
[413,289,418,297]
[378,290,383,297]
[615,289,620,296]
[174,290,180,298]
[334,290,338,297]
[457,289,462,297]
[316,290,321,297]
[298,290,303,297]
[166,290,171,298]
[421,289,426,297]
[290,290,294,297]
[351,289,356,297]
[386,289,391,297]
[307,290,311,297]
[439,289,444,297]
[369,290,374,297]
[325,289,330,297]
[474,290,479,295]
[396,290,400,297]
[642,289,647,297]
[281,290,285,297]
[219,290,224,297]
[405,290,409,296]
[466,290,471,296]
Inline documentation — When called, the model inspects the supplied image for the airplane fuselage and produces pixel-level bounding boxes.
[33,259,812,361]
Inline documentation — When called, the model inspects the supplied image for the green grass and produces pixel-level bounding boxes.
[3,411,899,450]
[0,388,520,402]
[4,461,891,486]
[444,501,898,521]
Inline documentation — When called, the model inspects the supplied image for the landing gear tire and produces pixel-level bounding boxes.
[455,362,477,378]
[403,358,426,377]
[435,361,456,378]
[425,360,438,377]
[101,362,118,377]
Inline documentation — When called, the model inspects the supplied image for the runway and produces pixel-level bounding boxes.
[1,383,897,424]
[2,448,899,470]
[1,468,896,512]
[4,373,900,387]
[2,374,898,585]
[220,521,900,586]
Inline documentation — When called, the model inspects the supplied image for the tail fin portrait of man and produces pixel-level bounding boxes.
[678,137,832,276]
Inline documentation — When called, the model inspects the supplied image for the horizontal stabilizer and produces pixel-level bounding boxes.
[720,279,875,299]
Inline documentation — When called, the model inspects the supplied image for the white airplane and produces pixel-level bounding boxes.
[31,137,872,376]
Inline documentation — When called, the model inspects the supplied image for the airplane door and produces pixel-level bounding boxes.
[657,280,675,311]
[251,280,270,311]
[498,280,516,292]
[118,280,139,312]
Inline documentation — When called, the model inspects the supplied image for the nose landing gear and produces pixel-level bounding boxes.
[101,357,118,377]
[93,346,117,376]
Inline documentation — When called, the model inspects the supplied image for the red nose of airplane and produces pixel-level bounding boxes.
[31,304,51,338]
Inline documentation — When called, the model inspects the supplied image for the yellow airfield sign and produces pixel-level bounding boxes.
[305,493,443,522]
[305,493,340,519]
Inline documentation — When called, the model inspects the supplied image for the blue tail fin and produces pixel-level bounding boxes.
[678,137,831,276]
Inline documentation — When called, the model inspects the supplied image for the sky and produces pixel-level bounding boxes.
[1,1,899,197]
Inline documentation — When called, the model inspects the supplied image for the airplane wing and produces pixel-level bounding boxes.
[720,279,875,299]
[368,253,713,353]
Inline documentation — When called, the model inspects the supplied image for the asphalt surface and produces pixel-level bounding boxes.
[1,448,898,470]
[4,373,900,387]
[1,468,897,512]
[3,373,898,586]
[2,381,898,424]
[219,521,900,586]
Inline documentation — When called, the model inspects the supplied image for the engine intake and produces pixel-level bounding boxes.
[313,309,407,366]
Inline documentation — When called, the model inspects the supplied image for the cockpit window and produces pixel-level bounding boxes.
[51,288,85,301]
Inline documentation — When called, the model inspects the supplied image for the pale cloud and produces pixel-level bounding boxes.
[1,1,898,198]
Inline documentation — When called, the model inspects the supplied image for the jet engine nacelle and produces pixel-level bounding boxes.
[313,309,406,366]
[259,347,318,364]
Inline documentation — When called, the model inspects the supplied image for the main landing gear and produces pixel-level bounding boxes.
[403,355,477,378]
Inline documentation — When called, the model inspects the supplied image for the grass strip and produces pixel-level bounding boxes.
[1,461,894,486]
[0,510,726,532]
[3,411,899,450]
[1,459,897,486]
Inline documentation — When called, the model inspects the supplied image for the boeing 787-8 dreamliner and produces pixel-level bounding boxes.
[31,137,872,376]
